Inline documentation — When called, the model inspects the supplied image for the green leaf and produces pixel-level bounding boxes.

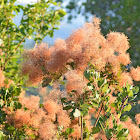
[123,98,128,106]
[59,80,65,85]
[4,78,9,85]
[80,103,89,116]
[117,128,129,137]
[13,87,21,96]
[132,86,139,94]
[117,124,123,131]
[94,71,100,79]
[112,114,116,126]
[99,120,105,132]
[20,28,26,36]
[123,104,132,112]
[58,9,66,17]
[87,83,93,90]
[7,126,15,131]
[0,39,3,45]
[92,100,98,107]
[92,126,100,134]
[105,129,112,139]
[61,98,67,103]
[0,99,4,107]
[63,106,73,111]
[117,137,126,140]
[102,84,109,93]
[39,104,44,108]
[111,103,116,107]
[80,103,89,110]
[118,112,122,118]
[81,110,88,116]
[29,134,36,139]
[84,70,92,81]
[10,101,15,109]
[128,90,133,97]
[120,115,129,122]
[14,102,22,109]
[71,90,76,93]
[98,78,106,87]
[65,128,74,134]
[0,131,5,138]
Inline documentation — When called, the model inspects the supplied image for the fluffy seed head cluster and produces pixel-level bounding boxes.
[18,17,140,139]
[65,70,87,95]
[43,99,60,121]
[57,111,71,129]
[121,118,140,140]
[117,53,131,65]
[22,43,51,85]
[70,124,81,139]
[0,69,5,87]
[13,109,31,128]
[107,32,130,53]
[130,66,140,81]
[5,92,72,139]
[21,17,139,88]
[19,93,40,110]
[0,69,13,88]
[38,120,56,140]
[118,72,133,87]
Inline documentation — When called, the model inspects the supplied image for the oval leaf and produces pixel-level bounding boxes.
[102,84,109,93]
[92,126,100,134]
[120,115,129,122]
[123,104,132,112]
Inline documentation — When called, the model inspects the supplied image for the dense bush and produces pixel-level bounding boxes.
[0,0,139,139]
[8,17,139,139]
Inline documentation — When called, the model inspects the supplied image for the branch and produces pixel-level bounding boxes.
[120,96,128,112]
[2,37,25,70]
[94,102,103,127]
[81,115,83,140]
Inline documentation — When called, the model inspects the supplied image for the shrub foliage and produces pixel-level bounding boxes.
[0,0,139,139]
[16,17,139,139]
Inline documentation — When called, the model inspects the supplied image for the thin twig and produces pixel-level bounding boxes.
[120,96,128,112]
[81,115,83,140]
[80,91,85,140]
[94,102,103,127]
[2,37,25,70]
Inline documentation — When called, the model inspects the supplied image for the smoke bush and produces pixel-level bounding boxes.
[5,17,140,139]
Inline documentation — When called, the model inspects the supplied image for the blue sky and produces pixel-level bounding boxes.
[15,0,87,49]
